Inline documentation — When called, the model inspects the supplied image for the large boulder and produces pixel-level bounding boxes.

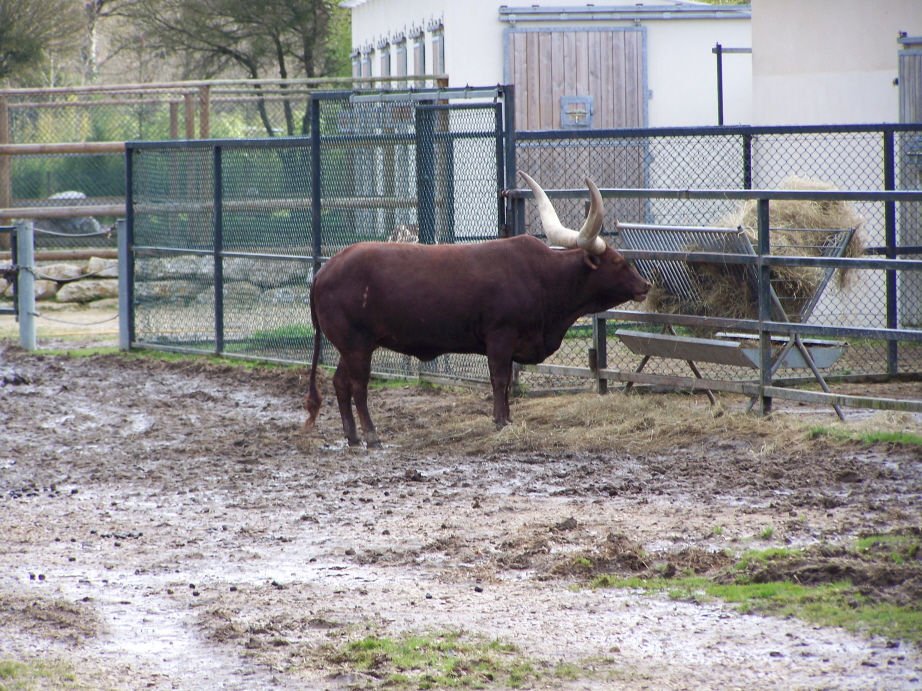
[134,279,202,302]
[33,191,104,237]
[224,257,311,288]
[194,281,263,304]
[56,279,118,303]
[86,257,118,278]
[135,255,213,281]
[38,263,85,281]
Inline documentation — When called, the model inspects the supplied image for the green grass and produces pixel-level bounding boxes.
[591,539,922,645]
[0,659,79,690]
[326,631,547,689]
[806,425,922,446]
[759,527,775,540]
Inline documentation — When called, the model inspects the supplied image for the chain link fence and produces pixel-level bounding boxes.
[1,78,445,251]
[127,88,505,377]
[516,125,922,388]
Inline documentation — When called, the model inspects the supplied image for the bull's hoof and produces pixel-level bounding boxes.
[366,440,383,449]
[347,438,363,447]
[494,420,508,431]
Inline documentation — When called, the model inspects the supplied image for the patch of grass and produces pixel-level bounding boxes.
[592,573,922,644]
[326,631,556,689]
[806,425,922,446]
[759,527,775,540]
[733,547,802,571]
[0,658,79,690]
[710,525,724,537]
[38,345,121,357]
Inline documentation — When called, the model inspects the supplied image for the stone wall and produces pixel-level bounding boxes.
[1,256,313,307]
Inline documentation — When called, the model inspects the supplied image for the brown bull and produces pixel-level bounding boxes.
[304,173,651,447]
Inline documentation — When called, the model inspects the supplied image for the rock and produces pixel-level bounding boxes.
[261,286,311,305]
[225,257,310,288]
[33,192,103,237]
[86,257,118,278]
[88,298,119,309]
[37,263,85,281]
[56,279,118,303]
[5,279,59,300]
[135,280,202,302]
[34,280,59,301]
[135,255,213,281]
[195,281,263,304]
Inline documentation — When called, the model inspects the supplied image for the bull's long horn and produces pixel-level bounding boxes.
[520,173,607,255]
[520,172,578,249]
[576,177,607,256]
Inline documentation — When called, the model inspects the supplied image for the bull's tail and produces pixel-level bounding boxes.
[303,289,323,433]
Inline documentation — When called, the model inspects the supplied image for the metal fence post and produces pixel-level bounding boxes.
[16,221,36,351]
[757,198,772,416]
[213,146,224,355]
[416,106,436,244]
[883,130,898,374]
[117,219,131,351]
[593,315,608,395]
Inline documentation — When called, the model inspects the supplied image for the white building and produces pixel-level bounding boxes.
[342,0,753,128]
[752,0,922,126]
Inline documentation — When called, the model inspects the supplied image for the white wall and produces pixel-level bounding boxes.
[752,0,922,125]
[348,0,752,128]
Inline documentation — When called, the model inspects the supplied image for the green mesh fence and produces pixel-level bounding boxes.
[517,126,922,387]
[127,89,505,382]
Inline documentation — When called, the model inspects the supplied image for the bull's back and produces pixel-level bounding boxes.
[312,239,545,357]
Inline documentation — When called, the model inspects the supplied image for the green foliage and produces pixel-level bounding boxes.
[759,527,775,540]
[0,658,78,690]
[806,426,922,446]
[328,631,541,689]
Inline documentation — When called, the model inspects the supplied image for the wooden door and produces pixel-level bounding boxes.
[506,28,645,131]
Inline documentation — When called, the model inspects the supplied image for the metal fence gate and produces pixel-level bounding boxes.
[125,88,922,412]
[125,87,510,383]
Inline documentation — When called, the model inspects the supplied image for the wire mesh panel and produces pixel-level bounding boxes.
[516,125,922,386]
[127,89,505,383]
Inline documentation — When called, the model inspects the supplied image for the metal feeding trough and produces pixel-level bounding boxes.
[615,330,847,371]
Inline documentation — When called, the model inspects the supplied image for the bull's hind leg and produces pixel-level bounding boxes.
[332,361,362,446]
[347,355,382,449]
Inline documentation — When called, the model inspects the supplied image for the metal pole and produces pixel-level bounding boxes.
[503,85,521,236]
[757,199,772,415]
[124,146,136,348]
[213,146,224,355]
[715,43,724,126]
[742,133,753,190]
[594,315,608,395]
[117,219,131,351]
[310,97,322,278]
[883,130,898,374]
[416,106,436,244]
[16,221,36,351]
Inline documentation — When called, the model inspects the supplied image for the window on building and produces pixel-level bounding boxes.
[412,29,425,88]
[351,49,361,79]
[429,21,444,79]
[361,46,374,86]
[394,35,408,89]
[379,40,391,88]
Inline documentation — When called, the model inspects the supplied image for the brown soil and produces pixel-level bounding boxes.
[1,336,921,690]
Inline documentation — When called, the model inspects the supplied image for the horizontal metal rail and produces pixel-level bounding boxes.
[506,186,922,203]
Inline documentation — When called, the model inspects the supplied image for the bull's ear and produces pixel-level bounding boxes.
[583,253,600,270]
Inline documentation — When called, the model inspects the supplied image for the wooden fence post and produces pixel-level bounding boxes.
[184,93,195,139]
[0,95,10,250]
[199,86,211,139]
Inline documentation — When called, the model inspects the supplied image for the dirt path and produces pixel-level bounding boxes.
[1,341,921,690]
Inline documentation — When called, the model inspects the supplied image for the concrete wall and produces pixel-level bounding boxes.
[752,0,922,125]
[348,0,752,128]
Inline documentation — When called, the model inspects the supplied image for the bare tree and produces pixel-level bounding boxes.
[121,0,349,135]
[0,0,86,85]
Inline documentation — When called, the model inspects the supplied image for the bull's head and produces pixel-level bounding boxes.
[520,171,608,255]
[520,172,650,303]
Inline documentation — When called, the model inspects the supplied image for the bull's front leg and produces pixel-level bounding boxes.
[487,345,514,429]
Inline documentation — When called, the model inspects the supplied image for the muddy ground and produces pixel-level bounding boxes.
[1,326,922,689]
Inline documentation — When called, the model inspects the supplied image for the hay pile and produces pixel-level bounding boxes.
[647,175,866,323]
